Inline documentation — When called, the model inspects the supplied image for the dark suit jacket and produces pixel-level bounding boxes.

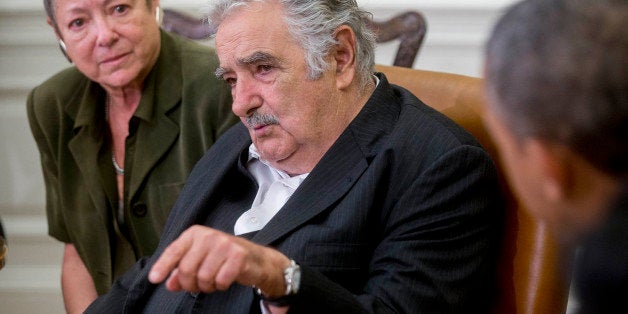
[574,182,628,314]
[26,30,238,294]
[87,73,503,313]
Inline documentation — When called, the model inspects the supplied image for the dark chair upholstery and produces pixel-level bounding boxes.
[161,8,427,68]
[375,64,575,314]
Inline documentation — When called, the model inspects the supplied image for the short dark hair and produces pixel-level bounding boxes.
[485,0,628,176]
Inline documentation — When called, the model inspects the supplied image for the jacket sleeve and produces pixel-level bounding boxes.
[26,88,70,243]
[85,256,154,313]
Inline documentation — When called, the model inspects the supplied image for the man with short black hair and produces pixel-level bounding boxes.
[484,0,628,312]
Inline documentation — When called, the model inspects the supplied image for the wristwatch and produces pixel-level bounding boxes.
[283,259,301,295]
[256,259,301,307]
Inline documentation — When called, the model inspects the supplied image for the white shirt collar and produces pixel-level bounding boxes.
[235,144,308,235]
[247,144,299,180]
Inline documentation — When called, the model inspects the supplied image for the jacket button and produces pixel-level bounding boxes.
[132,204,147,217]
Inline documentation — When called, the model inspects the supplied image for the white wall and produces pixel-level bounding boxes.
[0,0,515,312]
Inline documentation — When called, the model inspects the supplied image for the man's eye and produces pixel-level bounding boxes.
[258,64,273,73]
[225,78,236,87]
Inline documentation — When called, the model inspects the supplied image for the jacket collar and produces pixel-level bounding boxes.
[66,30,184,205]
[66,30,182,129]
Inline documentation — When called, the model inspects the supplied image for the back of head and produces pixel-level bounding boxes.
[205,0,376,90]
[485,0,628,177]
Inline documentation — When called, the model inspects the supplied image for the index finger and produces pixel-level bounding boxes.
[148,230,194,284]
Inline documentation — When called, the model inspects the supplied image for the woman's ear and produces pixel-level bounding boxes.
[331,25,357,90]
[47,18,72,63]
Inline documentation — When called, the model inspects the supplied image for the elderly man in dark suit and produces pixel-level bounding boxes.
[87,0,503,313]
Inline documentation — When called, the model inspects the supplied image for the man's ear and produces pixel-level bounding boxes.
[332,25,357,90]
[527,139,572,202]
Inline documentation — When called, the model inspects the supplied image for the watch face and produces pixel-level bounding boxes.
[285,260,301,295]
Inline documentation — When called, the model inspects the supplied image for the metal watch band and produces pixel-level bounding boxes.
[283,259,300,295]
[254,259,301,307]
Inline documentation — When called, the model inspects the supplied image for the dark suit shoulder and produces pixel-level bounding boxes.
[395,85,483,151]
[199,123,249,162]
[176,122,248,189]
[359,82,485,161]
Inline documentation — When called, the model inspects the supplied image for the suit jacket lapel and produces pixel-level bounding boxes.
[158,125,252,245]
[67,82,110,233]
[252,135,368,245]
[127,32,182,200]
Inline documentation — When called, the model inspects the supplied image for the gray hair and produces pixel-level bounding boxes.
[485,0,628,176]
[43,0,153,34]
[206,0,376,91]
[43,0,57,32]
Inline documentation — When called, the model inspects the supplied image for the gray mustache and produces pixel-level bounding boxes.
[245,112,279,129]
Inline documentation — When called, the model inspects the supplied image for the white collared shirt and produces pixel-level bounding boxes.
[234,144,309,235]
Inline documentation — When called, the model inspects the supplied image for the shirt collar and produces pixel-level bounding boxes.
[247,144,309,182]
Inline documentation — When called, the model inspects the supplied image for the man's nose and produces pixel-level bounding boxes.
[231,77,263,118]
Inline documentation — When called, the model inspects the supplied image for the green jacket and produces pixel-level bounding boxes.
[26,30,238,294]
